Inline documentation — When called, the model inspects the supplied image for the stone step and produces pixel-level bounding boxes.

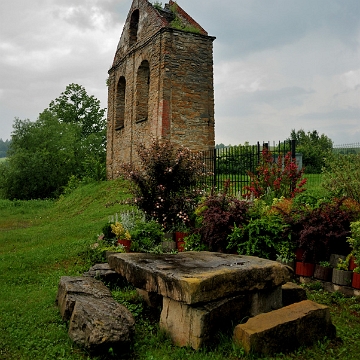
[233,299,336,355]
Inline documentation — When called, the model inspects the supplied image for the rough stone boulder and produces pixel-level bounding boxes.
[56,276,135,354]
[68,296,135,354]
[56,276,113,321]
[107,251,291,304]
[233,299,336,355]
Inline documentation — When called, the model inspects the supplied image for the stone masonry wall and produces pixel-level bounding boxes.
[106,0,215,179]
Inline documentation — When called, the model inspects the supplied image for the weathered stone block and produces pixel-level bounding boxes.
[160,294,249,350]
[282,282,307,306]
[233,300,336,355]
[56,276,113,321]
[68,296,135,354]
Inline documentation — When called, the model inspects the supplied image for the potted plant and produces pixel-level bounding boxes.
[130,219,164,253]
[347,221,360,271]
[184,233,208,252]
[314,261,333,282]
[111,221,132,252]
[173,223,190,252]
[276,241,295,270]
[295,261,315,277]
[332,256,352,286]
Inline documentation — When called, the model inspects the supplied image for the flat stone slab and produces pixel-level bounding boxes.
[107,251,291,304]
[233,299,336,355]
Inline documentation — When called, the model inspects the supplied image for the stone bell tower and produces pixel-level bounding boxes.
[106,0,215,178]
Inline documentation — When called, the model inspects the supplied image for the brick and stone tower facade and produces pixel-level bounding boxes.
[106,0,215,178]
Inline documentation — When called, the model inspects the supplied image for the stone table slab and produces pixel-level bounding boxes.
[107,251,291,305]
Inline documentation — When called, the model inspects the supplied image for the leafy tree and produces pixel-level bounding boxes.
[290,129,333,173]
[47,83,107,179]
[48,83,106,137]
[1,113,78,199]
[0,84,107,200]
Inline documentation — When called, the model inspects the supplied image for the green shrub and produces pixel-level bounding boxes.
[227,213,289,260]
[121,139,205,230]
[130,219,164,253]
[348,221,360,267]
[322,153,360,202]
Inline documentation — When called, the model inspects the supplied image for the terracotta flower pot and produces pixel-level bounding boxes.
[332,268,352,286]
[177,241,185,252]
[175,232,188,242]
[352,272,360,289]
[295,262,315,277]
[314,265,333,282]
[117,239,131,252]
[349,256,357,271]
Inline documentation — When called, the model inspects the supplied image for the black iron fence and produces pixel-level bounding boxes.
[199,142,360,196]
[199,140,296,195]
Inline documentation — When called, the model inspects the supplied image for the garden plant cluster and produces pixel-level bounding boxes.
[95,139,360,290]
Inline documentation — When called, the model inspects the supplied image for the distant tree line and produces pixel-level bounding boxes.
[0,84,106,200]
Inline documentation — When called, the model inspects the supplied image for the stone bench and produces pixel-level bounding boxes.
[107,251,291,349]
[233,299,336,355]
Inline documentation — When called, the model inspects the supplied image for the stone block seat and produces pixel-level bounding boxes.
[107,251,292,349]
[233,299,336,355]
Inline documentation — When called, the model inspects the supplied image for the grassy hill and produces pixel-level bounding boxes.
[1,179,360,359]
[0,178,133,359]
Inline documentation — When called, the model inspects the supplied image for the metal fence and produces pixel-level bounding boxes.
[199,140,296,196]
[199,142,360,195]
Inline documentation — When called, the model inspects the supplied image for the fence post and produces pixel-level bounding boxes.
[291,139,296,159]
[213,148,217,189]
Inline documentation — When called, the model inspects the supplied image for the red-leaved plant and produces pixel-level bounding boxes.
[195,180,250,252]
[281,198,358,263]
[244,148,307,199]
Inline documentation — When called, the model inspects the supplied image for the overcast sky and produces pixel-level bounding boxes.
[1,0,359,145]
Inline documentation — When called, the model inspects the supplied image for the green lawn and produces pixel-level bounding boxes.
[1,179,360,359]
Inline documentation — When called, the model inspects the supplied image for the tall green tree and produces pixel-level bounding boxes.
[48,83,106,137]
[290,129,333,173]
[0,84,107,200]
[1,113,78,199]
